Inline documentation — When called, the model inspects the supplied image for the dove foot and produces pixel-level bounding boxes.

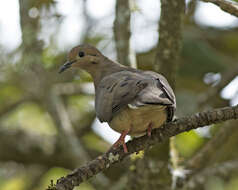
[147,122,153,137]
[111,129,129,153]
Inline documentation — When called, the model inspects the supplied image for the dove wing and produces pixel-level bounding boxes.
[141,71,176,121]
[95,70,176,122]
[95,71,147,122]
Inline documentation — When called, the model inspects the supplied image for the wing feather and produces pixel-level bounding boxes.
[95,70,176,122]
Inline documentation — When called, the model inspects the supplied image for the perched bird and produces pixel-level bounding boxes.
[59,44,176,153]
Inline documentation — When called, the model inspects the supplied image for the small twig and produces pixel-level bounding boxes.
[48,105,238,190]
[186,160,238,189]
[201,0,238,18]
[199,65,238,107]
[186,0,198,19]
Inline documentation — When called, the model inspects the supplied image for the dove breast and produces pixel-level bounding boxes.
[109,103,167,136]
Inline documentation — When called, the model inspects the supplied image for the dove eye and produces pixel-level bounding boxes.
[78,51,85,57]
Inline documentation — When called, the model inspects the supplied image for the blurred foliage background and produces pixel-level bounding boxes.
[0,0,238,190]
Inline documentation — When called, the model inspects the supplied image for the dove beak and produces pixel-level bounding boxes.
[59,60,76,73]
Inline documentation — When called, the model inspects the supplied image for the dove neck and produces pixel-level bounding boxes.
[91,57,125,89]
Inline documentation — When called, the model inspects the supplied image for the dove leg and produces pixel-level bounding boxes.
[147,122,153,137]
[111,129,130,153]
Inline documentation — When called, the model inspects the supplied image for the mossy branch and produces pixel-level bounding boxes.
[47,105,238,190]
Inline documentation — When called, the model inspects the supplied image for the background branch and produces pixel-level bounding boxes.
[199,65,238,107]
[186,160,238,189]
[186,120,238,171]
[153,1,185,188]
[0,96,33,118]
[0,129,77,169]
[45,94,90,164]
[113,0,131,67]
[201,0,238,17]
[52,83,94,96]
[155,0,185,89]
[169,120,238,188]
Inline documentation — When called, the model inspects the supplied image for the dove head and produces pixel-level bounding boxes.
[59,44,104,74]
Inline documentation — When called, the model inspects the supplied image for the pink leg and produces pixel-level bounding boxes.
[147,122,152,137]
[111,129,130,153]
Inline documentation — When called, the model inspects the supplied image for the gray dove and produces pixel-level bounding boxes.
[59,44,176,153]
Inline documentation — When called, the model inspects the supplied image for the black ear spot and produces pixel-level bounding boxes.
[78,51,85,57]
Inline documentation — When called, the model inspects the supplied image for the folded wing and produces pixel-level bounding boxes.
[95,70,176,122]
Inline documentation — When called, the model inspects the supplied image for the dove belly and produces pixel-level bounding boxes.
[109,105,167,136]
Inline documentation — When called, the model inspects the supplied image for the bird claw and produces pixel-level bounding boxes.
[147,122,152,137]
[109,130,129,153]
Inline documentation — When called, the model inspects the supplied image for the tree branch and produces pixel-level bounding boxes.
[201,0,238,18]
[155,0,185,89]
[153,1,185,187]
[47,105,238,190]
[113,0,131,67]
